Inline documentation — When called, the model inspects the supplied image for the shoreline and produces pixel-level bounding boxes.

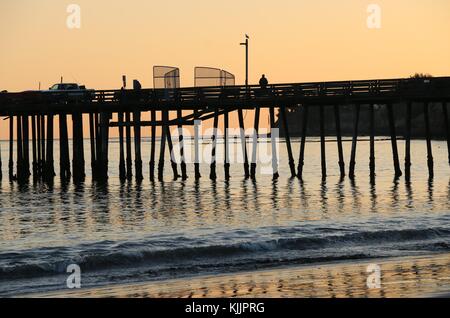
[21,253,450,298]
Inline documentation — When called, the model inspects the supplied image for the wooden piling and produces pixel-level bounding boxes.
[133,111,143,181]
[423,102,434,179]
[387,103,402,178]
[9,116,14,180]
[72,113,85,182]
[237,109,250,179]
[22,115,30,178]
[45,114,55,181]
[442,102,450,165]
[334,105,345,179]
[177,108,188,180]
[125,112,133,180]
[89,113,97,180]
[297,105,309,180]
[40,115,46,177]
[224,110,230,181]
[280,105,296,178]
[118,112,126,181]
[369,104,376,182]
[165,115,179,181]
[349,104,360,180]
[250,107,261,179]
[59,114,71,180]
[99,113,110,180]
[210,108,219,180]
[405,102,412,181]
[16,115,23,181]
[150,110,156,181]
[319,105,326,181]
[158,111,167,182]
[194,109,201,180]
[269,107,279,180]
[31,115,37,178]
[37,114,42,177]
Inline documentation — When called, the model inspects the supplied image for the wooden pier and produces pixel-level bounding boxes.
[1,76,450,183]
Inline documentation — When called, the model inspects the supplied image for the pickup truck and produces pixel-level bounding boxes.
[41,83,95,103]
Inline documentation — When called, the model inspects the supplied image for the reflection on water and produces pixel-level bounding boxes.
[0,139,450,296]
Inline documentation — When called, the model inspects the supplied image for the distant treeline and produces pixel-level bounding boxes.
[277,102,449,139]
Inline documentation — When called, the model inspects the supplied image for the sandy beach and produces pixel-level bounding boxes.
[23,253,450,298]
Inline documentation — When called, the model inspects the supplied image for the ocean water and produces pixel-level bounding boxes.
[0,137,450,296]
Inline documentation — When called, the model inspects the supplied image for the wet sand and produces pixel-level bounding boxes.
[24,253,450,298]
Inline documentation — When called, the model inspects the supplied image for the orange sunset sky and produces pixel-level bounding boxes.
[1,0,450,137]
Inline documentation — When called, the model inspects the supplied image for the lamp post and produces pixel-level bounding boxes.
[240,34,249,91]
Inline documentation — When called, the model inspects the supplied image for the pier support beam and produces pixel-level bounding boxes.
[194,109,201,180]
[72,113,85,183]
[250,107,261,179]
[224,110,230,181]
[210,108,219,180]
[158,111,167,182]
[125,112,133,181]
[297,105,309,180]
[349,104,360,180]
[319,105,327,181]
[59,114,71,181]
[269,107,279,180]
[133,111,143,181]
[22,115,30,179]
[165,115,179,181]
[150,110,156,181]
[334,105,345,179]
[405,102,412,181]
[369,104,376,182]
[89,113,97,180]
[31,115,37,179]
[280,105,296,178]
[387,103,402,178]
[98,113,110,180]
[118,112,126,181]
[40,115,46,178]
[44,114,55,182]
[424,102,434,179]
[442,102,450,165]
[9,116,14,180]
[16,115,23,181]
[177,109,188,180]
[237,109,250,179]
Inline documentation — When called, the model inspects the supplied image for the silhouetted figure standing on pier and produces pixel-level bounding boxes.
[259,74,268,89]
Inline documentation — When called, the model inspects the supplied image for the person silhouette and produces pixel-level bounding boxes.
[259,74,268,89]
